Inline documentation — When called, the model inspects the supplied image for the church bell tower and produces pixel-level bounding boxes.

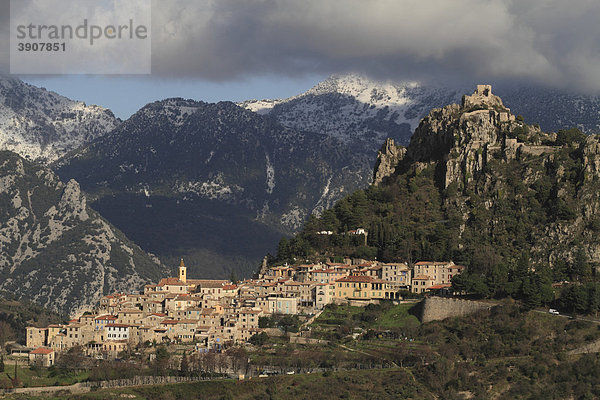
[178,258,187,283]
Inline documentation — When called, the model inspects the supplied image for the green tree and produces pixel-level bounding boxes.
[555,128,586,146]
[180,351,189,376]
[154,344,170,375]
[258,316,274,328]
[572,247,591,281]
[587,283,600,317]
[521,275,541,310]
[277,237,290,262]
[0,355,4,373]
[249,332,268,346]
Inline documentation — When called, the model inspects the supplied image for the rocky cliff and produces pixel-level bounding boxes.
[286,85,600,280]
[373,138,406,185]
[0,151,163,315]
[0,75,119,163]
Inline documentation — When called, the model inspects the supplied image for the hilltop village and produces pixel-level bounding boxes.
[26,258,463,365]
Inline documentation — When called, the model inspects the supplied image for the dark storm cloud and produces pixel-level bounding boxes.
[2,0,599,92]
[150,0,600,92]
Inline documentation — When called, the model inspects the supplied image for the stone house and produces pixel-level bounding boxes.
[29,347,55,367]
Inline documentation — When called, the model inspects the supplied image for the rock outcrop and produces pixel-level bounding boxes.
[373,138,406,185]
[406,85,549,189]
[0,150,164,316]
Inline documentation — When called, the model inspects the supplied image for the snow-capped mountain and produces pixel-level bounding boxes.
[240,74,465,149]
[496,86,600,134]
[56,99,373,278]
[241,74,600,148]
[0,75,120,163]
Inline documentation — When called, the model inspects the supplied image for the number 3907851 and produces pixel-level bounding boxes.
[17,42,66,51]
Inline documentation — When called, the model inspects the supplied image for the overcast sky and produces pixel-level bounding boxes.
[2,0,600,118]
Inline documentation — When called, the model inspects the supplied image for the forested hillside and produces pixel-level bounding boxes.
[275,86,600,308]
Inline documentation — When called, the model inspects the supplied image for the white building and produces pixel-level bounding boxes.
[105,324,130,341]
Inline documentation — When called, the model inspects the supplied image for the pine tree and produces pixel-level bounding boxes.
[180,351,189,376]
[0,355,4,373]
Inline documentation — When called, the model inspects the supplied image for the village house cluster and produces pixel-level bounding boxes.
[26,259,463,366]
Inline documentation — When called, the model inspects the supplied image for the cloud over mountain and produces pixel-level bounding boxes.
[148,0,600,93]
[2,0,600,94]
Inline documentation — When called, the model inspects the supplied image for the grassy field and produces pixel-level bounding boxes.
[374,303,420,329]
[1,361,89,387]
[311,302,420,331]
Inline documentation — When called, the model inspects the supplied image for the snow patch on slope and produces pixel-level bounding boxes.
[240,73,464,146]
[0,75,120,162]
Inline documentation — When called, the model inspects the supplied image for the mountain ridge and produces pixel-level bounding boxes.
[0,150,164,316]
[55,98,373,278]
[0,75,120,163]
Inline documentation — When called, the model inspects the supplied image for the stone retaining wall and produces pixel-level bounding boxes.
[419,297,495,323]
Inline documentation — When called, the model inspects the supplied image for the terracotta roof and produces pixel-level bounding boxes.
[222,285,238,290]
[428,284,452,290]
[95,315,117,321]
[196,325,213,331]
[382,263,409,268]
[106,324,130,328]
[414,261,453,266]
[31,347,54,355]
[336,275,373,283]
[188,279,228,288]
[158,277,186,286]
[119,309,143,314]
[240,309,262,314]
